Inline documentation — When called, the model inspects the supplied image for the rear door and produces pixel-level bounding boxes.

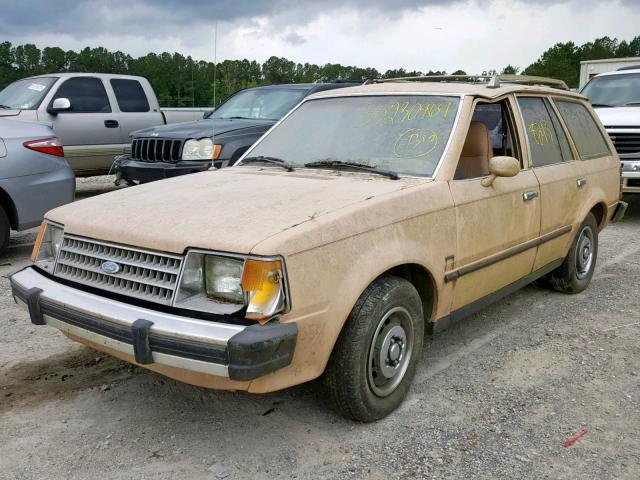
[40,76,122,174]
[109,78,163,153]
[553,98,621,216]
[516,96,585,270]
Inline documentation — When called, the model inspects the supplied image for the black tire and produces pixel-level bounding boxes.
[542,213,598,294]
[322,275,424,422]
[0,205,9,255]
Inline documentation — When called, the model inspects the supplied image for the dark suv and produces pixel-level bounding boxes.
[115,82,359,183]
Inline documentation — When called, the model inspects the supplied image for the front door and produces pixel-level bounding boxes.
[40,76,122,174]
[448,98,541,313]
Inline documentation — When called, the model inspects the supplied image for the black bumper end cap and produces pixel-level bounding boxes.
[227,322,298,381]
[132,319,154,364]
[25,287,45,325]
[612,201,628,223]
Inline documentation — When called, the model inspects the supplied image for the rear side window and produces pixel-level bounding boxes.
[110,79,150,112]
[554,100,611,160]
[517,97,572,167]
[53,77,111,113]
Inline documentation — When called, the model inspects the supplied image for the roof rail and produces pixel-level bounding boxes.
[372,74,569,90]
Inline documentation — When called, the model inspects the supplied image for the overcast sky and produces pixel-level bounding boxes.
[1,0,638,73]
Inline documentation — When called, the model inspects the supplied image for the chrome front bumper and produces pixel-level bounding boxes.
[10,267,297,381]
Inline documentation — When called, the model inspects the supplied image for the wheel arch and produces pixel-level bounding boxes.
[588,201,607,231]
[0,186,18,230]
[382,263,438,325]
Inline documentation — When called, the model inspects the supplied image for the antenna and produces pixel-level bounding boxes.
[213,21,218,110]
[191,61,194,107]
[212,21,218,169]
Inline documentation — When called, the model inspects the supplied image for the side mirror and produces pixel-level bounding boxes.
[47,97,71,115]
[481,156,520,187]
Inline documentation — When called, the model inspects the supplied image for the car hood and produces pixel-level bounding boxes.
[48,168,427,255]
[131,118,275,139]
[593,107,640,127]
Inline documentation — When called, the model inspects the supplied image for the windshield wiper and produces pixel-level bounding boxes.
[304,160,399,180]
[590,103,613,108]
[0,104,13,109]
[239,156,294,172]
[624,101,640,106]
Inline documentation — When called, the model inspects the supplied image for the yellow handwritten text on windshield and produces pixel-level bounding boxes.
[393,128,439,158]
[358,101,453,128]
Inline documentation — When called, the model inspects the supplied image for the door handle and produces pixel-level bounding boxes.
[523,191,538,201]
[104,119,119,128]
[577,178,587,188]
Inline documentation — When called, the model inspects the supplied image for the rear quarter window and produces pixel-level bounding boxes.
[110,79,150,112]
[554,100,611,160]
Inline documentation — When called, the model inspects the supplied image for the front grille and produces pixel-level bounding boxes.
[54,236,183,306]
[607,130,640,155]
[131,138,183,163]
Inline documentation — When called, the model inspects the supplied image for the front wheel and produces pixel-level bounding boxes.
[323,276,424,422]
[543,213,598,294]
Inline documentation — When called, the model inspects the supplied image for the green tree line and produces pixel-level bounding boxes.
[0,35,638,107]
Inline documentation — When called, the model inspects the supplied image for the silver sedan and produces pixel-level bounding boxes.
[0,118,75,253]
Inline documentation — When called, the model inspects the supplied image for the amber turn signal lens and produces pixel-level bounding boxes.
[241,259,281,292]
[31,222,47,262]
[213,144,222,160]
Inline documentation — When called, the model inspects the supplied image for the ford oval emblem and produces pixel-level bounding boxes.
[101,261,121,274]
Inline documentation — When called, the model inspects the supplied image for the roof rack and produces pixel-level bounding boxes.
[368,74,569,90]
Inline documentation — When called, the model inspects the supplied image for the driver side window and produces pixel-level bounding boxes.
[454,100,520,180]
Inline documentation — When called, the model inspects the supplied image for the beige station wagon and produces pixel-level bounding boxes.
[10,75,627,421]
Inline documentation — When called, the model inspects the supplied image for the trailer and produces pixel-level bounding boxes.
[579,57,640,89]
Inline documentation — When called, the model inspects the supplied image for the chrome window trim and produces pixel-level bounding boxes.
[236,92,466,180]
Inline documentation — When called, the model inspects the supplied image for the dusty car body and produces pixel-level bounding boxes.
[10,76,626,421]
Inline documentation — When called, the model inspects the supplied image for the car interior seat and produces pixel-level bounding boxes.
[454,121,493,180]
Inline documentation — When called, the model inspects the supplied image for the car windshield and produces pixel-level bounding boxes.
[210,88,307,121]
[581,73,640,107]
[245,95,461,177]
[0,77,57,109]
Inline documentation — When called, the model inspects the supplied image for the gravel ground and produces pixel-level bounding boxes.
[1,183,639,480]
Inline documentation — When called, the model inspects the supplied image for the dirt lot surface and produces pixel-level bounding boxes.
[1,180,639,479]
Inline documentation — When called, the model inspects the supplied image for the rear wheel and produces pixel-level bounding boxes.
[542,213,598,294]
[0,205,10,255]
[323,276,424,422]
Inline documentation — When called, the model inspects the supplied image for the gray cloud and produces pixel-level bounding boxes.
[283,32,307,46]
[0,0,637,48]
[0,0,447,37]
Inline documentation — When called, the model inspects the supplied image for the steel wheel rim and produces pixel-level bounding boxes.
[575,225,594,280]
[367,306,414,397]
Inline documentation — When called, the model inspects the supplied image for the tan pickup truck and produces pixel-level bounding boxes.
[10,75,627,421]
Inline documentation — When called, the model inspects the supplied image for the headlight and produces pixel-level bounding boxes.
[181,138,221,161]
[174,252,288,320]
[31,221,64,272]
